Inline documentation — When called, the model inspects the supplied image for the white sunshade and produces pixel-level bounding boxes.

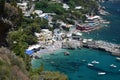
[27,44,40,50]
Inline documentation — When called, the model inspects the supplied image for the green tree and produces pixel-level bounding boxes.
[10,0,17,7]
[68,0,75,8]
[0,0,5,16]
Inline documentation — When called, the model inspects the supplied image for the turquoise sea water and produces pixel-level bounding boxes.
[32,1,120,80]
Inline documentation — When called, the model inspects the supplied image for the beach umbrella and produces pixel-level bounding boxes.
[25,49,34,55]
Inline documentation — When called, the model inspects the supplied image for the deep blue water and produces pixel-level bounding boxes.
[32,1,120,80]
[83,1,120,44]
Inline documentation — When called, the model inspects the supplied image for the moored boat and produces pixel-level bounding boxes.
[110,64,117,68]
[116,57,120,61]
[91,60,100,64]
[98,72,106,75]
[87,63,94,67]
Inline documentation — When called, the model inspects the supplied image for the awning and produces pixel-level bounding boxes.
[25,50,34,55]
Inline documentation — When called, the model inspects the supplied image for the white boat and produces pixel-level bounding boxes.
[98,72,106,75]
[91,60,100,64]
[82,60,86,62]
[110,64,117,68]
[88,63,94,67]
[116,57,120,61]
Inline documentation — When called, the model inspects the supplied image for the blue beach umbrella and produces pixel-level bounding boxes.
[25,49,34,55]
[44,15,49,20]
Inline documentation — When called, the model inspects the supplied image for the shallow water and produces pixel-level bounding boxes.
[32,48,120,80]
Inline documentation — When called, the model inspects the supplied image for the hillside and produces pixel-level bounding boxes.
[0,0,100,80]
[0,47,68,80]
[0,47,30,80]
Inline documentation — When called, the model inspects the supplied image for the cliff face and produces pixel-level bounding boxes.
[0,47,30,80]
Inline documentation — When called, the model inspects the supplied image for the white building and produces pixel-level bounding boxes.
[53,29,66,41]
[86,15,101,20]
[33,10,43,15]
[17,2,28,13]
[63,3,70,10]
[75,6,83,10]
[35,29,53,41]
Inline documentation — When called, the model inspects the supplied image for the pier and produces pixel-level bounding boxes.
[62,39,120,56]
[82,40,120,56]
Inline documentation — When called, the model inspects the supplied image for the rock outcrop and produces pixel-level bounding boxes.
[62,39,120,56]
[62,40,83,49]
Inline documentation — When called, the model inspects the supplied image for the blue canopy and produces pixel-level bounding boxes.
[44,15,49,20]
[25,50,34,55]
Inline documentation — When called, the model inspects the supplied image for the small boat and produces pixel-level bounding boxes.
[64,52,69,55]
[116,57,120,61]
[98,72,106,75]
[82,60,86,62]
[110,64,117,68]
[87,63,94,67]
[91,60,100,64]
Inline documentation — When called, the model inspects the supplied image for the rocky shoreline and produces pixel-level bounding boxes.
[32,39,120,58]
[62,39,120,56]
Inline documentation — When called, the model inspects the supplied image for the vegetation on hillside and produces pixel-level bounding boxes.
[0,1,68,80]
[35,0,66,15]
[0,47,30,80]
[0,47,68,80]
[35,0,99,24]
[0,0,99,79]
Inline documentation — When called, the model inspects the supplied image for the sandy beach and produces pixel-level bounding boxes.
[32,41,62,57]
